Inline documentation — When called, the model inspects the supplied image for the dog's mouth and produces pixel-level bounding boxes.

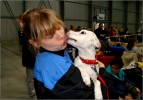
[67,37,77,42]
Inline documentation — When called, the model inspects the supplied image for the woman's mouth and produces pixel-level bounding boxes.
[63,37,67,45]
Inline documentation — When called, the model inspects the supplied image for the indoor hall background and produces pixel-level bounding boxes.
[1,0,142,99]
[1,0,142,42]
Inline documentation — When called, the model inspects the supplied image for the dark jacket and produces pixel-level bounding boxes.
[22,32,35,67]
[94,28,105,41]
[105,65,135,99]
[34,49,112,99]
[123,66,142,92]
[34,65,95,99]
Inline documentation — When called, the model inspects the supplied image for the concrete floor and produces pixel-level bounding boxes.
[1,43,31,99]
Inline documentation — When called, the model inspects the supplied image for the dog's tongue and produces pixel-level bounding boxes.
[65,36,69,41]
[65,36,70,41]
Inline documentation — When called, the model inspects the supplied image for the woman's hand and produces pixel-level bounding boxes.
[135,87,140,93]
[125,95,133,100]
[97,60,105,68]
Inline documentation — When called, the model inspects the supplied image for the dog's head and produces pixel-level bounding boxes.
[67,30,101,52]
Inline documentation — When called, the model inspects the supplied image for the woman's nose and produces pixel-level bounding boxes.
[57,31,65,39]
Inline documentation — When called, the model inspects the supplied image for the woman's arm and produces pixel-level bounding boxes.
[34,65,95,99]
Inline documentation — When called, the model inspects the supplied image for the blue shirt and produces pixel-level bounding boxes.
[34,50,73,90]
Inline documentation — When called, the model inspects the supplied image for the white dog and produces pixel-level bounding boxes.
[67,30,104,100]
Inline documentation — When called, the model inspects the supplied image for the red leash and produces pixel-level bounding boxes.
[98,75,110,100]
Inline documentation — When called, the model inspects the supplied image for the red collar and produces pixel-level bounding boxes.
[80,57,98,65]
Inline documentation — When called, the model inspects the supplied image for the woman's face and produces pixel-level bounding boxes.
[111,64,120,74]
[40,26,67,51]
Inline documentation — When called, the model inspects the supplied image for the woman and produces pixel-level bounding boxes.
[22,8,111,99]
[105,57,142,99]
[16,10,36,99]
[125,38,138,53]
[122,38,138,67]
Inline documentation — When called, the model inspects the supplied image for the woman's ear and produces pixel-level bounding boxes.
[29,39,39,48]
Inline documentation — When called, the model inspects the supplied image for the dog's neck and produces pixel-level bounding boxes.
[78,47,96,60]
[80,56,98,65]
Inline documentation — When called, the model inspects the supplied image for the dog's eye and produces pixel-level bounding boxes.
[81,31,86,34]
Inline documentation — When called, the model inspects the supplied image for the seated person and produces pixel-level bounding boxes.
[136,47,143,62]
[122,51,138,68]
[124,38,138,53]
[94,23,106,41]
[122,47,143,92]
[122,47,143,68]
[105,57,142,99]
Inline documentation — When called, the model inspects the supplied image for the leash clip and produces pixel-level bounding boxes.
[91,64,98,75]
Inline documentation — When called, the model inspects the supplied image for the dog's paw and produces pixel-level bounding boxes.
[94,80,103,100]
[78,67,91,87]
[82,72,91,87]
[95,94,103,100]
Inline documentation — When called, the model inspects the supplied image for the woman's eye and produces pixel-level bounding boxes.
[48,35,54,39]
[44,35,53,39]
[57,27,61,30]
[81,31,86,34]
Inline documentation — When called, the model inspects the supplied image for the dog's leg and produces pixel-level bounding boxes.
[94,80,103,100]
[77,66,91,87]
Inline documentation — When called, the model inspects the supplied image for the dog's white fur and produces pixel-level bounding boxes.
[67,30,104,100]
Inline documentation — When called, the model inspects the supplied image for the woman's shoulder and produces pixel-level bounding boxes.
[124,47,128,51]
[133,46,138,50]
[132,46,138,52]
[125,46,138,53]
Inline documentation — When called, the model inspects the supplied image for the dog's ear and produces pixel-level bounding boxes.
[94,38,101,52]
